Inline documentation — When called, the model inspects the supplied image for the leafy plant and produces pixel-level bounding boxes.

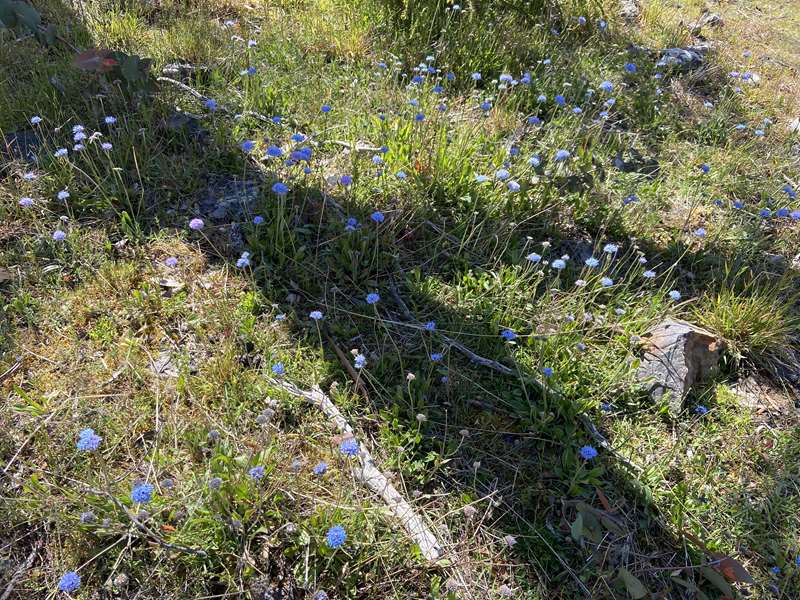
[74,48,154,95]
[0,0,56,44]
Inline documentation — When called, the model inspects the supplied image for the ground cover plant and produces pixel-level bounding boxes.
[1,0,800,598]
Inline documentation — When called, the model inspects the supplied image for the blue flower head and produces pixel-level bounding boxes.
[771,566,780,575]
[431,352,443,362]
[321,104,332,113]
[77,428,102,452]
[131,483,154,504]
[271,363,286,376]
[354,354,367,369]
[555,94,566,106]
[339,438,359,457]
[495,169,510,181]
[542,367,553,377]
[371,211,385,223]
[600,277,614,287]
[603,243,618,254]
[266,145,283,157]
[471,72,481,81]
[579,445,598,460]
[249,466,265,479]
[599,80,613,93]
[624,62,637,73]
[272,182,289,195]
[313,461,328,476]
[241,140,256,153]
[424,321,436,331]
[669,290,682,301]
[204,99,218,111]
[551,259,566,270]
[366,292,380,305]
[253,215,264,225]
[325,525,347,549]
[339,174,353,186]
[527,253,541,263]
[554,149,570,162]
[500,329,516,341]
[585,257,599,268]
[58,571,81,593]
[695,405,708,416]
[310,310,324,320]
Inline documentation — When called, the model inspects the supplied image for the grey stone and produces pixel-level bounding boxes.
[637,319,724,415]
[620,0,640,22]
[657,48,705,72]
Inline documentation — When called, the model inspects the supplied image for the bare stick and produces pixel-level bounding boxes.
[267,377,445,562]
[0,538,42,600]
[0,360,22,384]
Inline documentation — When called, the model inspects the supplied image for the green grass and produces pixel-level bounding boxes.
[2,0,800,598]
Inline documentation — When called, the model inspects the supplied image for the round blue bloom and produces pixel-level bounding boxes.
[480,101,492,111]
[643,270,656,279]
[321,104,332,113]
[471,72,481,81]
[204,99,218,111]
[527,116,541,125]
[475,174,489,183]
[266,145,283,157]
[695,405,708,416]
[371,154,384,165]
[694,227,706,238]
[52,230,67,242]
[528,155,541,168]
[248,466,265,479]
[165,257,178,267]
[414,112,425,122]
[579,445,598,460]
[310,310,324,320]
[339,438,359,457]
[572,107,582,114]
[371,211,385,223]
[131,483,154,504]
[624,63,637,73]
[396,170,407,180]
[542,367,553,377]
[253,215,264,225]
[446,72,455,81]
[600,277,613,287]
[325,525,347,549]
[537,94,547,103]
[339,174,353,186]
[291,133,306,143]
[424,321,436,331]
[314,591,329,600]
[271,363,286,376]
[603,243,618,254]
[527,253,542,263]
[507,181,520,192]
[585,257,599,268]
[58,571,81,593]
[313,461,328,475]
[551,259,566,270]
[599,80,613,93]
[76,428,102,452]
[760,208,772,218]
[771,566,780,575]
[790,210,800,220]
[271,115,282,124]
[354,354,367,369]
[555,94,566,106]
[366,292,380,305]
[668,290,681,301]
[430,352,443,362]
[432,85,443,94]
[345,217,359,231]
[499,74,513,83]
[700,164,710,174]
[495,169,510,181]
[241,140,256,153]
[500,329,516,341]
[272,182,289,195]
[554,149,570,162]
[208,477,222,490]
[776,207,789,218]
[601,402,612,411]
[733,200,744,209]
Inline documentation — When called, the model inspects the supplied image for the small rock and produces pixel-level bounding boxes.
[791,253,800,271]
[620,0,640,22]
[637,319,724,415]
[657,48,705,72]
[788,118,800,134]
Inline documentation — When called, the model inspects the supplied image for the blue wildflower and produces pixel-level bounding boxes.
[554,149,570,161]
[551,259,566,269]
[371,211,385,223]
[585,257,599,268]
[339,438,359,456]
[643,270,656,279]
[354,354,367,369]
[208,477,222,490]
[339,174,353,186]
[599,80,613,93]
[131,483,154,504]
[272,182,289,195]
[495,169,510,180]
[325,525,347,549]
[603,243,618,254]
[600,277,614,287]
[241,140,256,153]
[321,104,332,113]
[204,99,218,111]
[290,133,306,143]
[507,181,520,192]
[475,174,489,183]
[76,428,102,452]
[253,215,264,225]
[313,462,328,476]
[431,352,443,362]
[266,145,283,158]
[624,63,637,73]
[345,217,359,231]
[310,310,324,320]
[271,363,286,376]
[248,466,265,479]
[414,112,425,122]
[527,253,542,263]
[771,566,780,575]
[424,321,436,330]
[555,94,566,106]
[471,72,481,81]
[52,230,67,242]
[668,290,681,301]
[579,445,598,460]
[366,292,380,305]
[58,571,81,593]
[500,329,516,341]
[695,405,708,416]
[542,367,553,377]
[700,164,710,174]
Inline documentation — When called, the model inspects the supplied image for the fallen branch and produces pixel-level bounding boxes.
[0,360,22,385]
[156,77,271,123]
[266,377,445,562]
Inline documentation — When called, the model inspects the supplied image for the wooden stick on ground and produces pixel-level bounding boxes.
[267,377,445,562]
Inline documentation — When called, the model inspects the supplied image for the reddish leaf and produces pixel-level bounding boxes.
[595,487,612,512]
[74,49,117,73]
[713,554,754,584]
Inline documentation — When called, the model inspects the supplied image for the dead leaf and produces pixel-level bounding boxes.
[713,554,754,584]
[596,487,612,512]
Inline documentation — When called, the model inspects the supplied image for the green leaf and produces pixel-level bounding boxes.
[121,54,140,81]
[0,0,18,27]
[700,566,734,597]
[12,0,40,31]
[570,511,583,542]
[618,567,648,599]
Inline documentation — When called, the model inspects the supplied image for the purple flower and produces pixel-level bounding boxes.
[248,466,265,479]
[19,197,34,207]
[101,142,113,151]
[52,230,67,241]
[58,571,81,593]
[189,218,205,230]
[165,256,178,267]
[339,438,359,456]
